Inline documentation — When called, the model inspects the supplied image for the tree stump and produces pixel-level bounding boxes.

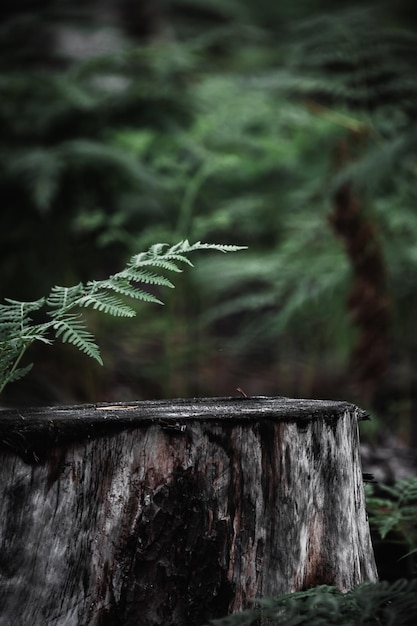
[0,397,377,626]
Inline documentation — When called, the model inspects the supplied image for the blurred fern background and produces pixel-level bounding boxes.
[1,0,417,454]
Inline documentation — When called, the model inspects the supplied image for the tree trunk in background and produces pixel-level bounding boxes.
[0,397,377,626]
[329,130,391,404]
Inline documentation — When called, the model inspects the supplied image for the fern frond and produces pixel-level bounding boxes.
[76,290,137,317]
[146,241,195,267]
[0,298,46,346]
[366,478,417,547]
[130,240,247,273]
[93,279,164,305]
[52,314,103,364]
[286,8,417,119]
[1,362,34,386]
[0,343,35,393]
[156,239,247,258]
[187,242,248,254]
[129,255,187,272]
[0,319,21,342]
[0,297,47,395]
[386,477,417,503]
[0,240,245,394]
[0,344,22,370]
[47,284,84,316]
[207,580,417,626]
[111,270,175,288]
[2,297,46,319]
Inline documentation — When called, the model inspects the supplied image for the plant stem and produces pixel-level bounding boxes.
[0,342,31,396]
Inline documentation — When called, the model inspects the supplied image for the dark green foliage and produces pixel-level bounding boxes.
[366,478,417,570]
[2,1,417,414]
[0,5,195,300]
[207,579,417,626]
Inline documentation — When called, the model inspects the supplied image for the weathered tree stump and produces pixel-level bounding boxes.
[0,397,377,626]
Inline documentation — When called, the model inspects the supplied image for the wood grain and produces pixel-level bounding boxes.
[0,397,377,626]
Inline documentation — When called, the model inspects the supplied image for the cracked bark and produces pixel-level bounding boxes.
[0,397,377,626]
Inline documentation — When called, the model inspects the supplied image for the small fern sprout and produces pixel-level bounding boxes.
[0,241,246,396]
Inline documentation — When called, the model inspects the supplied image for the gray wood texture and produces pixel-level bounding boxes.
[0,397,377,626]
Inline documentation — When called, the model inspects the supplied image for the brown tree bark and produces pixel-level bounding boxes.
[0,397,377,626]
[329,131,391,404]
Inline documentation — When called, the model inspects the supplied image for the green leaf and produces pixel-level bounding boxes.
[47,284,84,316]
[3,362,34,385]
[53,314,103,365]
[378,510,403,539]
[77,292,137,317]
[91,278,165,305]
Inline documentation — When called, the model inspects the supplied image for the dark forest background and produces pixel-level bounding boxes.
[2,0,417,457]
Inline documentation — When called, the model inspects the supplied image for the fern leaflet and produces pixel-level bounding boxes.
[207,579,417,626]
[47,284,84,317]
[52,314,103,364]
[76,292,138,317]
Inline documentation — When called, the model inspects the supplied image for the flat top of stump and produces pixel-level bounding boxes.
[0,395,367,424]
[0,397,368,463]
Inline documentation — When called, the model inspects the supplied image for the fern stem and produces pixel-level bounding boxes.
[0,342,31,396]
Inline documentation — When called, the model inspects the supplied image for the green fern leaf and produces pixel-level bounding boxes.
[130,241,247,275]
[91,278,165,305]
[130,256,185,272]
[77,292,137,317]
[0,345,22,371]
[52,314,103,364]
[107,270,175,288]
[0,320,20,341]
[207,580,417,626]
[3,297,46,318]
[146,242,195,267]
[0,240,245,395]
[0,298,48,395]
[47,284,84,316]
[111,286,163,305]
[0,298,47,346]
[2,362,34,386]
[173,240,247,255]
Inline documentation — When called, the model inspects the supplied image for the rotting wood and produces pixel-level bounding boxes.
[0,396,377,626]
[0,396,368,463]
